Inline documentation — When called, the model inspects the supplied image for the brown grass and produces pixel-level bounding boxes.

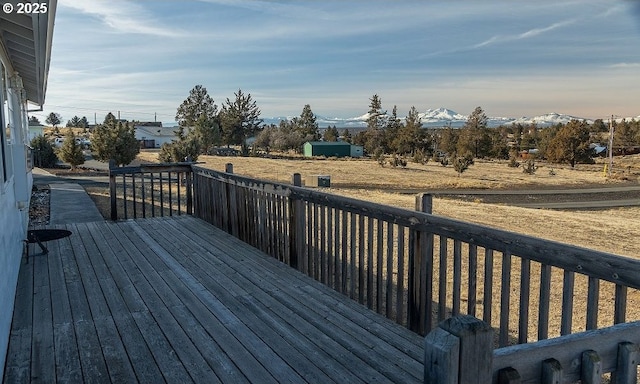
[136,151,640,258]
[136,151,640,190]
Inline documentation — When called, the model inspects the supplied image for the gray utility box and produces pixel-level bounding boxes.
[306,175,331,188]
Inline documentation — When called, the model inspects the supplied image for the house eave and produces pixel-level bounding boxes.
[0,0,57,107]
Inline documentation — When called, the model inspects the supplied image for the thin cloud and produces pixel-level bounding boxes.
[195,0,332,20]
[58,0,186,37]
[474,19,576,48]
[610,62,640,68]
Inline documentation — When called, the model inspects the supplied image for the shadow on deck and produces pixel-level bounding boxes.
[4,216,423,383]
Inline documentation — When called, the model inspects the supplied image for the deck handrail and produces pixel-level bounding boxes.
[109,161,640,345]
[425,315,640,383]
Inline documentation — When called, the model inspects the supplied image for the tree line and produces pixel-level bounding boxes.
[36,87,640,170]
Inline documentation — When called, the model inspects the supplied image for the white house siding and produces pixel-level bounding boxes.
[0,184,29,372]
[135,126,179,148]
[0,68,31,373]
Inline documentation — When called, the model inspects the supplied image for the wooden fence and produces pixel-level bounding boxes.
[110,162,640,348]
[425,315,640,383]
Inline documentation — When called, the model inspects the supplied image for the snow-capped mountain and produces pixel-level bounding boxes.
[262,109,603,128]
[510,112,593,126]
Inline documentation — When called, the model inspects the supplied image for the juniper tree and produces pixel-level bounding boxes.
[545,119,594,167]
[30,135,58,168]
[220,89,262,154]
[46,112,62,128]
[91,115,139,166]
[58,129,85,169]
[294,104,319,140]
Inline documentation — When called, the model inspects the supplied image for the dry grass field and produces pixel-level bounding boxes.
[136,151,640,258]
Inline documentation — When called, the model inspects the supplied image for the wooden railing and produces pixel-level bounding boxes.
[109,162,640,348]
[425,315,640,383]
[108,162,193,221]
[190,164,640,343]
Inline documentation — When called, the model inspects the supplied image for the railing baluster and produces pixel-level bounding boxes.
[341,210,348,295]
[538,264,551,340]
[453,240,462,317]
[561,270,575,336]
[376,219,384,314]
[366,216,374,309]
[385,222,394,319]
[519,257,531,344]
[468,244,478,317]
[614,285,627,324]
[177,171,182,215]
[122,174,128,220]
[586,277,599,330]
[499,251,512,347]
[349,212,356,300]
[396,226,405,325]
[438,237,448,323]
[150,173,155,217]
[358,214,365,305]
[483,249,494,325]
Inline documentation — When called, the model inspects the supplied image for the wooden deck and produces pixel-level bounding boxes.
[3,216,424,383]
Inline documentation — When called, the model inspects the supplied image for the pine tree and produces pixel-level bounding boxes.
[385,105,402,152]
[220,89,262,154]
[613,119,640,155]
[175,85,218,128]
[366,94,386,131]
[104,112,117,125]
[457,106,490,158]
[79,116,90,129]
[67,116,81,127]
[342,129,352,143]
[437,126,459,156]
[294,104,319,140]
[323,126,339,142]
[46,112,62,128]
[393,106,423,155]
[57,129,85,169]
[363,94,387,154]
[91,116,140,166]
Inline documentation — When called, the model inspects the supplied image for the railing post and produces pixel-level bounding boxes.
[289,173,303,270]
[425,315,493,383]
[224,163,236,234]
[409,193,433,334]
[186,165,193,215]
[109,159,117,221]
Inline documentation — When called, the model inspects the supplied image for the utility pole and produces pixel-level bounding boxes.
[607,114,615,178]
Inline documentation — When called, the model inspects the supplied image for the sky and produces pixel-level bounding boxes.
[35,0,640,126]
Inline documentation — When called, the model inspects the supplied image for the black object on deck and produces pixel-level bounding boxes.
[25,229,72,263]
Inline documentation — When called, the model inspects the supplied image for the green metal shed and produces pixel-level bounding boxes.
[303,141,352,157]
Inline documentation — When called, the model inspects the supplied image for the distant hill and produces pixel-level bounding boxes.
[261,108,612,128]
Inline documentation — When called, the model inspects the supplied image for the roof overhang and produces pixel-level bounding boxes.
[0,0,57,108]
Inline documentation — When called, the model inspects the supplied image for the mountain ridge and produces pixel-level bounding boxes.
[261,108,639,128]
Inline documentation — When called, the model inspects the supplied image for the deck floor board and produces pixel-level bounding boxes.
[4,216,424,383]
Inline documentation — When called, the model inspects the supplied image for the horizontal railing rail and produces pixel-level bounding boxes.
[190,163,640,344]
